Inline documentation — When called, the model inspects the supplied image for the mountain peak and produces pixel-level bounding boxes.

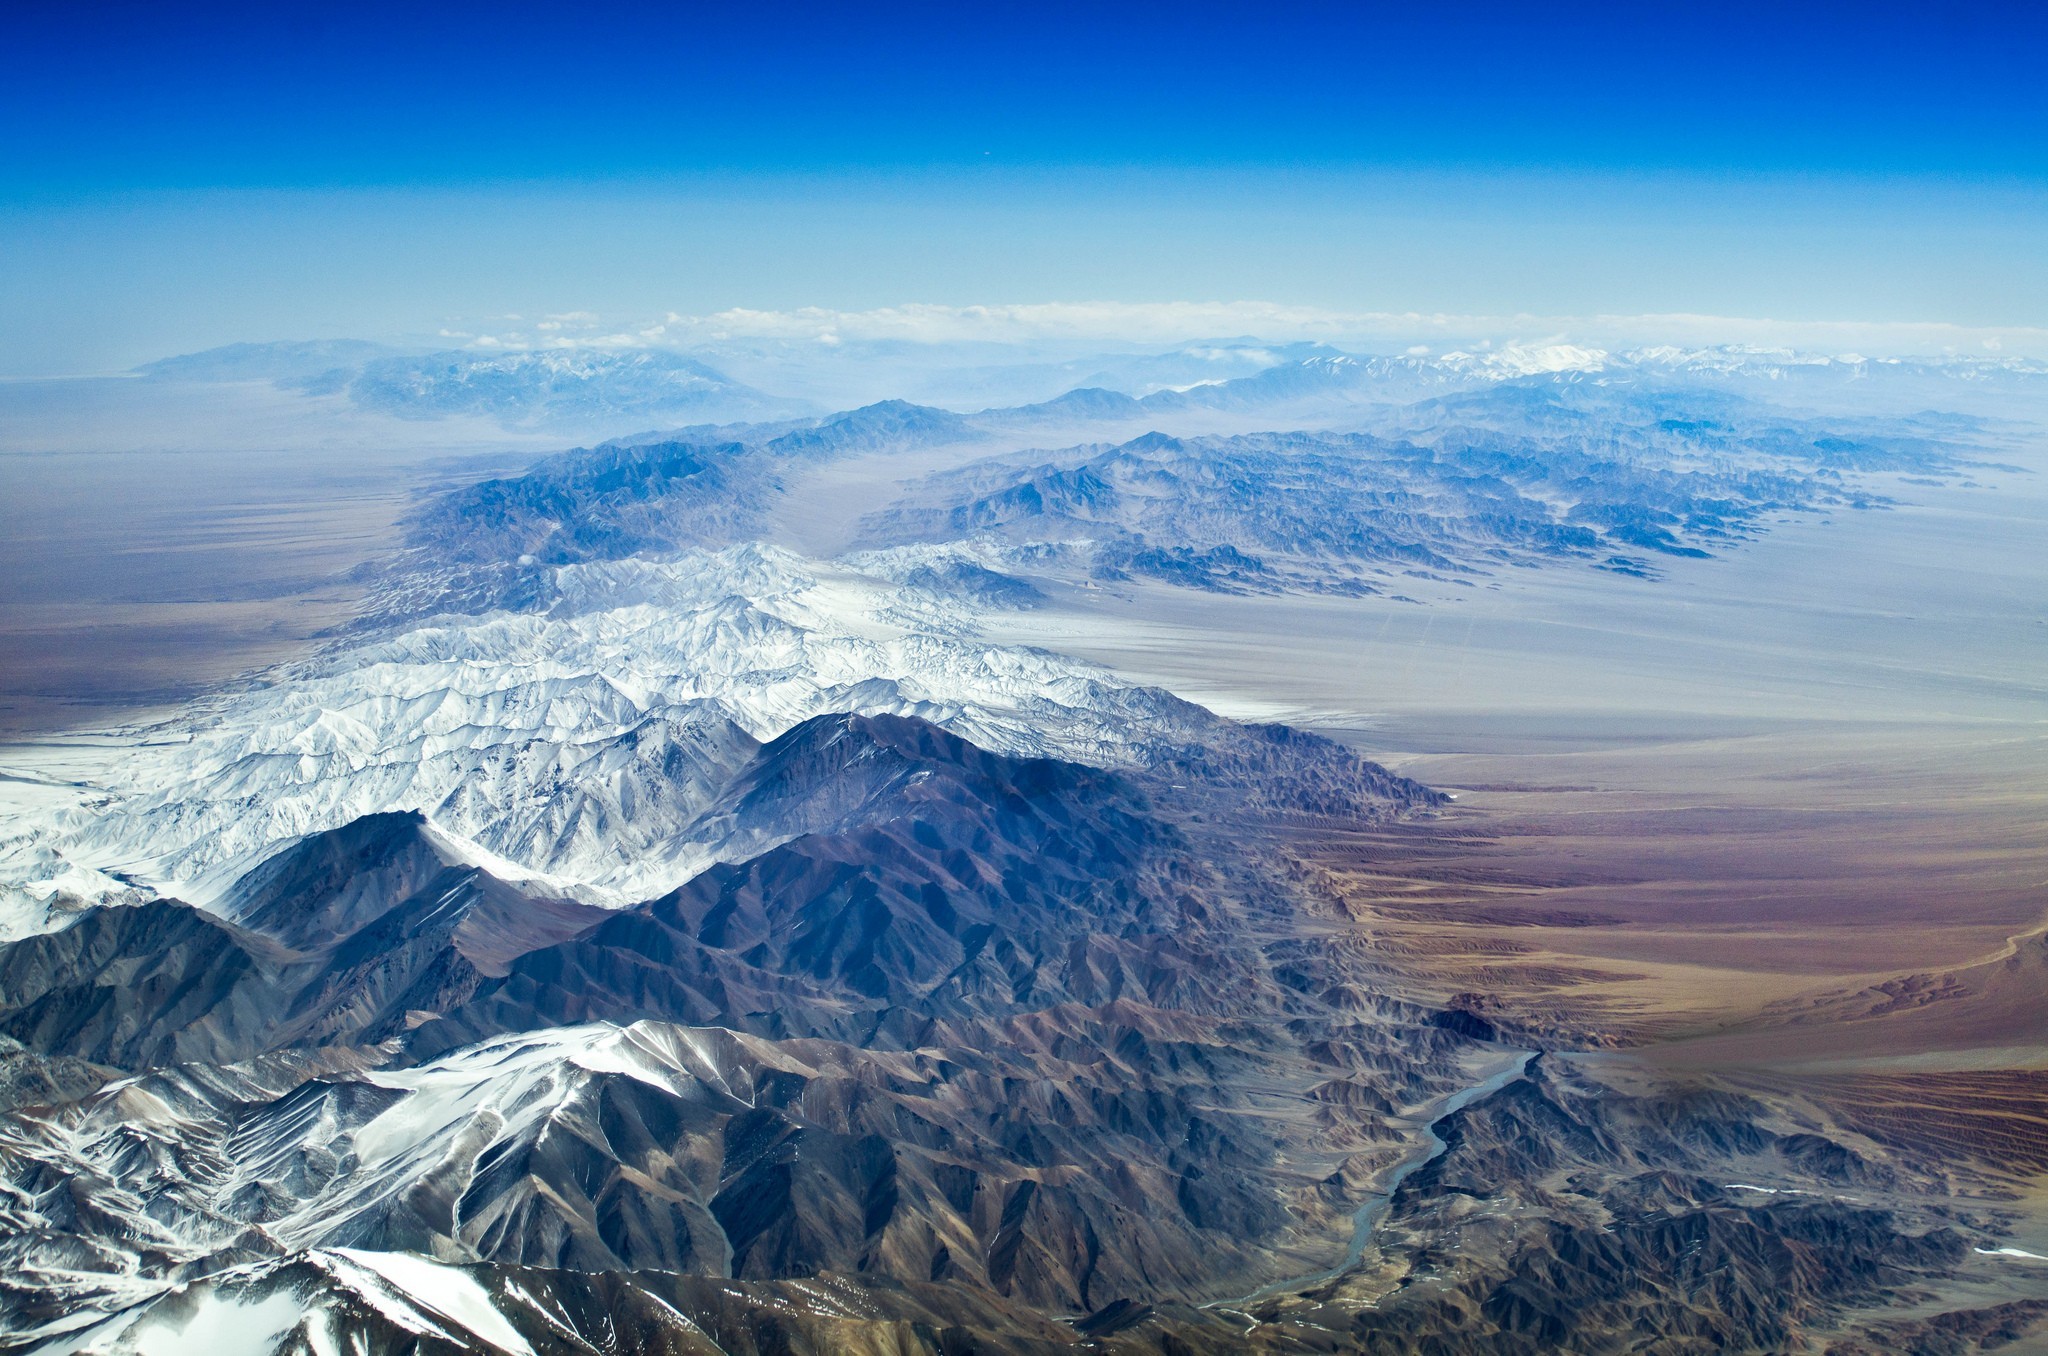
[1117,429,1186,454]
[218,810,454,950]
[766,400,978,457]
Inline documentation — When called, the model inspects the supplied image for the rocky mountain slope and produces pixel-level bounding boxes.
[2,708,2028,1352]
[0,811,608,1066]
[347,367,2002,623]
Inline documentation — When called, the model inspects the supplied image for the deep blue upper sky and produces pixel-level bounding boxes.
[8,0,2045,188]
[2,2,2045,374]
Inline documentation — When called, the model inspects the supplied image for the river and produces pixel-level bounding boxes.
[1212,1050,1538,1310]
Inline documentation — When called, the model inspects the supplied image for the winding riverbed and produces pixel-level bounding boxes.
[1215,1050,1538,1309]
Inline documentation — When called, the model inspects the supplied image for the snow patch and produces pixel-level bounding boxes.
[38,1287,304,1356]
[325,1250,536,1355]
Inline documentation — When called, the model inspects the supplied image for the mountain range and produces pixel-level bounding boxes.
[2,340,2040,1351]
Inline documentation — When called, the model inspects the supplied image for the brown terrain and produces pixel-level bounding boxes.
[0,379,545,735]
[1308,725,2048,1059]
[1216,718,2048,1351]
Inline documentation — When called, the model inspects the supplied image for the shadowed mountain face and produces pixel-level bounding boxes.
[401,400,983,570]
[430,713,1231,1047]
[1225,1055,2001,1354]
[367,398,995,623]
[858,411,1974,593]
[222,809,537,959]
[0,1017,1354,1319]
[402,440,766,567]
[764,398,981,457]
[422,712,1434,1055]
[375,374,1989,624]
[0,899,274,1069]
[0,812,609,1067]
[0,714,1385,1066]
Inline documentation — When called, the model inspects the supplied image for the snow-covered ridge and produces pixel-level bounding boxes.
[1437,343,1610,377]
[0,544,1211,926]
[270,1023,793,1252]
[1401,342,2048,383]
[1620,343,2048,377]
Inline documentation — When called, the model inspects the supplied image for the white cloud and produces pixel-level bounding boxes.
[433,302,2048,361]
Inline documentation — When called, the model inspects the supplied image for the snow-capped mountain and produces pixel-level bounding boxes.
[4,345,2003,937]
[1105,343,2048,418]
[0,1022,844,1345]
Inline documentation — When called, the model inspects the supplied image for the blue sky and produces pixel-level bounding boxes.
[3,1,2045,372]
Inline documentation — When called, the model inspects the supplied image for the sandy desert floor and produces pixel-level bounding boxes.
[0,378,548,734]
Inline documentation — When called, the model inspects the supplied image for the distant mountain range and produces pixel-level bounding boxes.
[139,342,810,429]
[354,377,1995,618]
[135,336,2048,439]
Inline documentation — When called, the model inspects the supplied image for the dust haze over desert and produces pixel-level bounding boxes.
[1,5,2046,1354]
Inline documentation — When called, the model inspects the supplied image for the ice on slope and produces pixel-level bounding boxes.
[321,1250,536,1355]
[39,1287,306,1356]
[1,543,1201,920]
[334,1021,781,1184]
[1439,343,1609,377]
